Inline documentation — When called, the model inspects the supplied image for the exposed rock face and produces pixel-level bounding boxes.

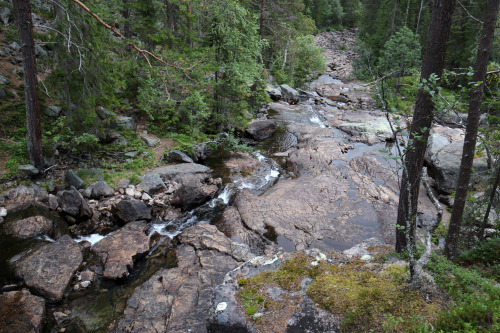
[207,253,288,333]
[59,188,92,219]
[246,119,278,141]
[152,164,218,211]
[91,221,150,279]
[114,198,151,223]
[164,149,194,164]
[0,289,45,333]
[235,125,396,251]
[13,235,82,302]
[115,223,251,333]
[4,215,53,239]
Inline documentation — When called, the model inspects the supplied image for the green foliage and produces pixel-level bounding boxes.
[211,0,264,129]
[459,238,500,281]
[43,117,101,154]
[426,254,500,332]
[239,288,266,317]
[303,0,344,31]
[377,26,421,78]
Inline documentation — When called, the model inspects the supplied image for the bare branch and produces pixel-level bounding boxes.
[71,0,188,73]
[457,0,483,24]
[0,138,18,144]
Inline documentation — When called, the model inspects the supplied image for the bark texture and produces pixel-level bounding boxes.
[13,0,44,168]
[396,0,455,253]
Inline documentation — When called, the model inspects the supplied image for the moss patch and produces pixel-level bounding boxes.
[307,261,442,332]
[237,253,444,333]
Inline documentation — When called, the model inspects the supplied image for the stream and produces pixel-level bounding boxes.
[1,73,402,333]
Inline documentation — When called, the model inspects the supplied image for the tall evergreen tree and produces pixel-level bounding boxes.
[395,0,456,261]
[12,0,44,168]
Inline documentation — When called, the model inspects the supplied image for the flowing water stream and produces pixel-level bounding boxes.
[2,75,402,332]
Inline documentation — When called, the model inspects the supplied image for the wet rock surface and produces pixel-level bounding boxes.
[13,235,82,302]
[92,221,150,279]
[0,289,46,333]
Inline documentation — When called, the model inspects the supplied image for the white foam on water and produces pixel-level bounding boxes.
[254,152,266,162]
[217,186,234,204]
[75,233,106,245]
[265,170,280,182]
[310,115,326,128]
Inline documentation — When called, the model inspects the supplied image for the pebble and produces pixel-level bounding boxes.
[0,207,7,217]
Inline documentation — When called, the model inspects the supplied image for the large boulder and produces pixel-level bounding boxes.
[425,127,488,194]
[245,119,278,141]
[114,198,151,223]
[336,118,394,145]
[164,149,194,164]
[280,84,300,104]
[3,184,49,213]
[427,140,488,194]
[0,289,45,333]
[46,105,62,118]
[13,235,83,302]
[151,164,218,211]
[316,83,349,103]
[117,116,134,129]
[91,221,150,279]
[59,188,92,219]
[4,215,53,239]
[265,85,282,101]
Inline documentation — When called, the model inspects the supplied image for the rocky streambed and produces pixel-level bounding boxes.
[0,30,496,333]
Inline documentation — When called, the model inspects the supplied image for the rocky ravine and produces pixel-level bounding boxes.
[0,30,496,333]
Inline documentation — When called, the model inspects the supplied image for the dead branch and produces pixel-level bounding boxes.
[71,0,186,72]
[457,0,483,25]
[0,138,18,144]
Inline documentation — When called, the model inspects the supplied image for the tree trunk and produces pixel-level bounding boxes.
[186,2,193,47]
[13,0,44,169]
[260,0,266,39]
[416,0,424,34]
[444,0,500,260]
[391,0,398,34]
[122,0,132,39]
[479,163,500,240]
[396,0,455,254]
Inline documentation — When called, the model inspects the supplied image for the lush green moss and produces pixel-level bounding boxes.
[307,262,441,332]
